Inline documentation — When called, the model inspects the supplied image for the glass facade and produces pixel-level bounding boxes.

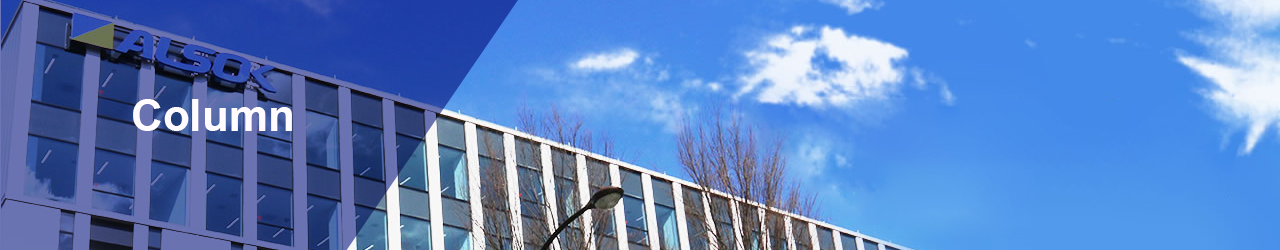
[1,5,907,250]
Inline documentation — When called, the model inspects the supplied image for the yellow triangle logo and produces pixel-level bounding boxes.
[71,23,115,49]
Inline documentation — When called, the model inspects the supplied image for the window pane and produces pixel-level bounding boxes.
[206,85,244,146]
[478,129,503,159]
[258,184,293,228]
[150,162,188,224]
[395,104,426,137]
[443,225,472,250]
[36,10,70,47]
[351,93,382,127]
[260,70,293,104]
[515,139,539,167]
[623,196,647,244]
[24,136,77,202]
[153,73,193,134]
[97,98,135,122]
[437,118,465,150]
[621,170,643,197]
[684,190,708,250]
[258,223,293,246]
[259,136,292,159]
[308,166,341,200]
[93,150,135,196]
[206,143,244,178]
[656,205,680,250]
[396,135,428,191]
[587,160,609,189]
[353,124,385,180]
[258,153,292,188]
[442,198,471,229]
[305,80,338,116]
[860,239,878,250]
[206,174,243,236]
[92,191,134,215]
[306,112,340,169]
[96,118,137,154]
[652,180,674,207]
[99,55,140,103]
[29,102,81,142]
[399,187,431,220]
[33,44,84,109]
[793,221,811,250]
[552,150,575,179]
[401,216,432,250]
[555,178,579,223]
[308,196,341,250]
[355,206,388,250]
[817,228,835,250]
[840,234,857,250]
[354,178,387,209]
[439,146,469,201]
[152,131,190,166]
[258,100,294,141]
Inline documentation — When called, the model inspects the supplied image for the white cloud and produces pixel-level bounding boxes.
[572,48,641,71]
[1179,0,1280,155]
[738,26,911,108]
[1024,39,1037,48]
[820,0,882,15]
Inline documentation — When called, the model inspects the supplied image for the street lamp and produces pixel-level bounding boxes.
[539,186,625,250]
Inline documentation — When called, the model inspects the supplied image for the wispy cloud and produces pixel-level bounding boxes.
[288,0,341,16]
[820,0,882,15]
[738,25,948,110]
[572,48,641,71]
[1178,0,1280,155]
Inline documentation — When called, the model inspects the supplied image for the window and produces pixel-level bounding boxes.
[711,196,735,250]
[621,170,648,249]
[98,50,141,103]
[397,135,429,191]
[93,150,135,215]
[401,216,432,250]
[152,131,191,167]
[551,150,581,250]
[653,180,679,250]
[308,196,341,250]
[817,227,835,250]
[792,221,811,250]
[33,43,84,110]
[684,189,709,250]
[97,118,137,154]
[150,162,188,225]
[443,225,472,250]
[395,104,426,136]
[860,239,878,250]
[60,211,74,250]
[89,218,133,250]
[351,93,383,127]
[29,102,81,142]
[25,135,78,202]
[840,234,857,250]
[586,159,617,248]
[768,214,788,250]
[304,79,338,116]
[305,112,340,169]
[205,84,243,146]
[152,73,193,134]
[258,185,293,246]
[308,166,341,200]
[149,227,162,250]
[478,128,511,250]
[437,118,469,201]
[517,164,546,246]
[353,124,385,181]
[207,172,243,236]
[258,70,293,104]
[739,204,760,250]
[356,206,388,250]
[36,9,71,47]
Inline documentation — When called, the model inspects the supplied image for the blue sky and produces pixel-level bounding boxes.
[6,0,1280,249]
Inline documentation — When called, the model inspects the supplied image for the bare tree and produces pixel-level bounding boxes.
[677,108,819,250]
[470,108,621,250]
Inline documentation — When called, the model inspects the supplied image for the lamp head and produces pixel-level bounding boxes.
[589,186,625,210]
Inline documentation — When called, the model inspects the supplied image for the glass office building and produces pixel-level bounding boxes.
[0,1,909,250]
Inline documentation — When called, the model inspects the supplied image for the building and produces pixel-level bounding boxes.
[0,1,910,250]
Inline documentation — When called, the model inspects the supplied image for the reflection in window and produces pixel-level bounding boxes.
[860,239,879,250]
[93,150,135,215]
[712,196,735,250]
[305,79,339,116]
[258,184,293,246]
[517,165,546,247]
[840,234,857,250]
[205,85,243,146]
[792,220,811,250]
[308,196,341,250]
[621,170,649,248]
[33,44,84,110]
[817,227,835,250]
[99,53,141,103]
[356,206,388,250]
[207,173,243,236]
[306,112,340,169]
[397,135,429,191]
[353,124,385,181]
[402,216,432,250]
[439,146,469,201]
[152,73,193,134]
[684,189,709,250]
[444,225,472,250]
[653,180,679,250]
[24,136,77,203]
[151,162,188,224]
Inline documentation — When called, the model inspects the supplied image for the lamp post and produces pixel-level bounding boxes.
[539,186,625,250]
